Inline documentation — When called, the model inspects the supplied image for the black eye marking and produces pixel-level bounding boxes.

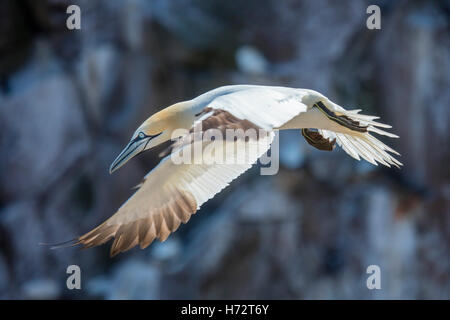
[133,131,163,143]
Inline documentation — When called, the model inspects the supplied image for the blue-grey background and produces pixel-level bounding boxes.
[0,0,448,299]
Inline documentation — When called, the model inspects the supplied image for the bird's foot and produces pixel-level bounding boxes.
[301,128,336,151]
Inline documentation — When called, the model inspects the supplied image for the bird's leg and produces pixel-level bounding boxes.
[301,128,336,151]
[313,101,368,133]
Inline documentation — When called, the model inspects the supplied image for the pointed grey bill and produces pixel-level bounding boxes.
[109,138,149,174]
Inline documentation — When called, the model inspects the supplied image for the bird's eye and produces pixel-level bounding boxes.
[138,132,145,139]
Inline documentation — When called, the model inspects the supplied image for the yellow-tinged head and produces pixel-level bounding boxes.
[109,101,193,173]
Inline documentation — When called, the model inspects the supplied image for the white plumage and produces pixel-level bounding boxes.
[71,85,401,256]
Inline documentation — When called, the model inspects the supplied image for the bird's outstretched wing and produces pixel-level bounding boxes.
[205,87,309,130]
[76,110,275,256]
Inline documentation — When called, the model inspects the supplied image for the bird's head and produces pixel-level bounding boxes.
[109,101,193,173]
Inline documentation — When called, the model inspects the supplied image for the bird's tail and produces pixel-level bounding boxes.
[317,105,402,168]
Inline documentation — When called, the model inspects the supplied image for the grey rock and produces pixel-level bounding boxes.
[238,179,302,222]
[308,150,354,184]
[0,201,57,294]
[0,254,9,298]
[0,71,90,199]
[76,45,119,125]
[88,260,160,300]
[235,46,269,75]
[21,278,60,300]
[279,130,305,170]
[150,238,182,262]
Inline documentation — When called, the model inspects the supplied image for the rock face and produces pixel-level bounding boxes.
[0,0,448,299]
[0,72,90,200]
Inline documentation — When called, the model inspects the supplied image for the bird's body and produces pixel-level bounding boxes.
[74,85,401,256]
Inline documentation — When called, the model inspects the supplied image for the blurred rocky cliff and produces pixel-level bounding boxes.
[0,0,448,299]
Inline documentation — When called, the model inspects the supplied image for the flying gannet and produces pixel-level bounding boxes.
[72,85,402,256]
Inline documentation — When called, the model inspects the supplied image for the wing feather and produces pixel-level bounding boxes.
[77,110,274,256]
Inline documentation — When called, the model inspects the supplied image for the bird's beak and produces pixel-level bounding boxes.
[109,138,149,174]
